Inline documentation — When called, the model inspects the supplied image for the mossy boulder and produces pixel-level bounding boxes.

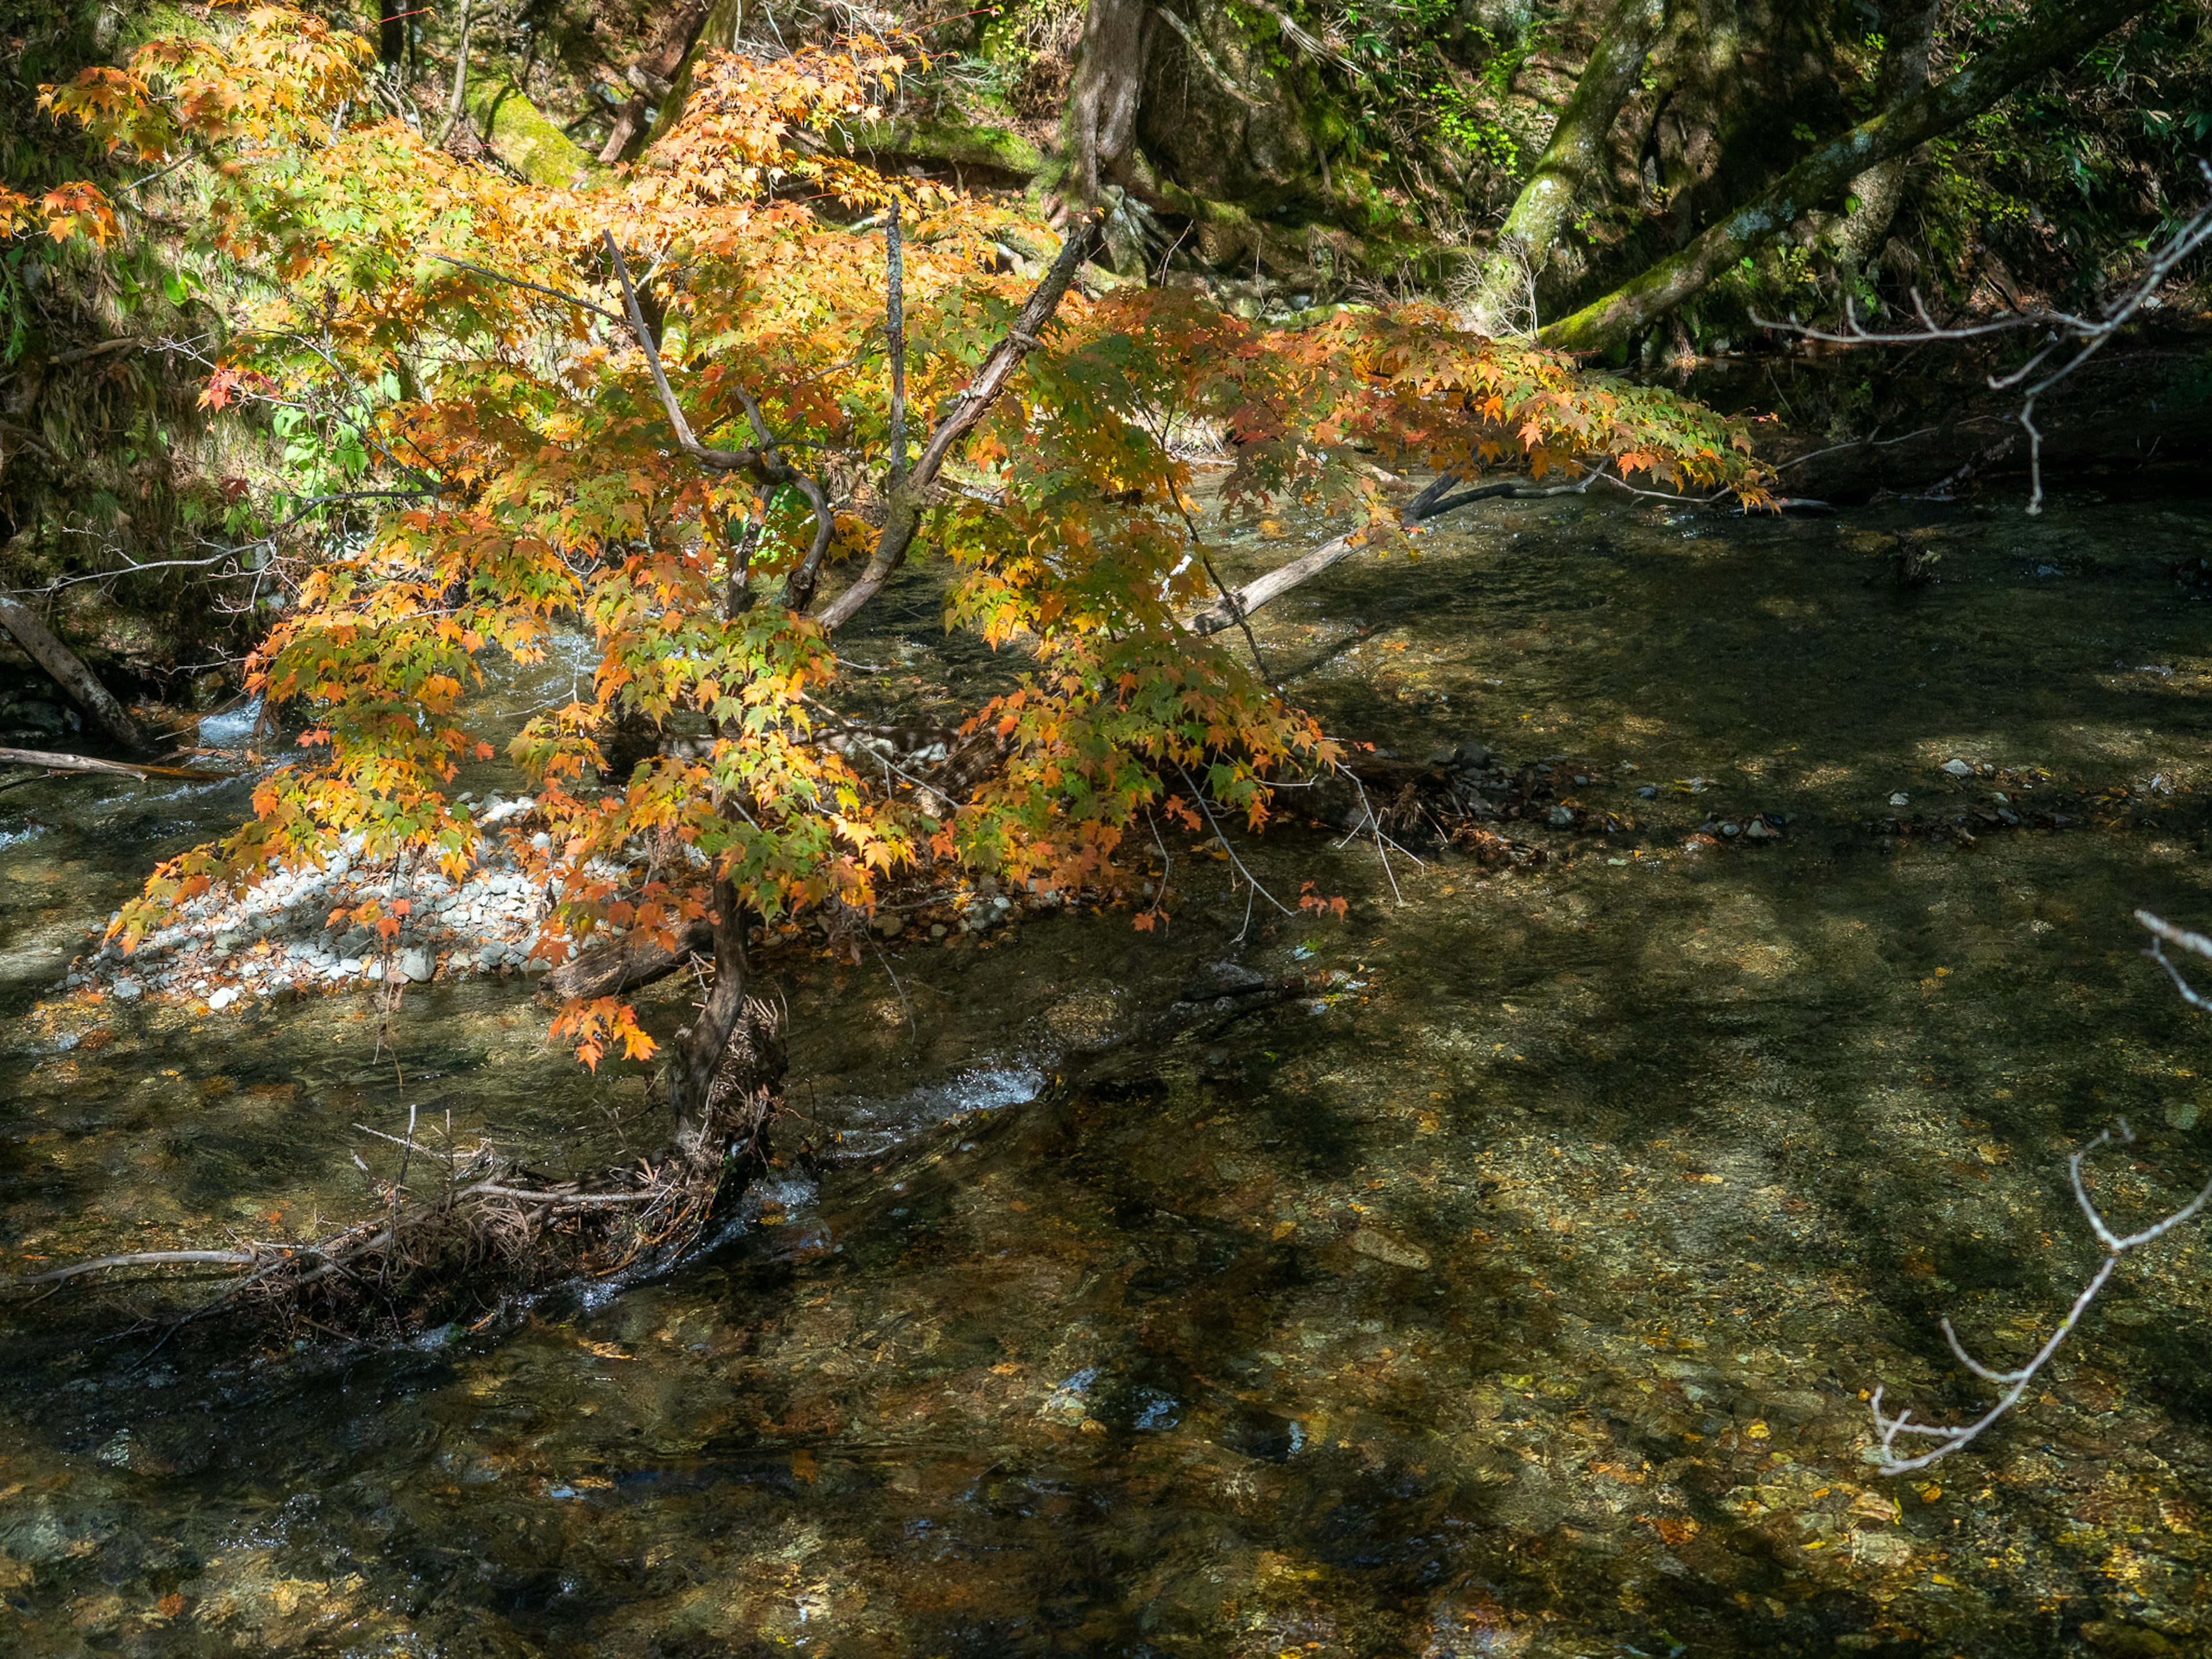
[463,77,603,190]
[827,118,1044,185]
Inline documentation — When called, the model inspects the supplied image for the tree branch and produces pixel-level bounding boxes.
[1541,0,2157,353]
[1184,472,1600,636]
[1866,908,2212,1474]
[1754,168,2212,513]
[812,213,1102,631]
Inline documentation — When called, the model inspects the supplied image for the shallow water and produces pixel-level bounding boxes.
[5,489,2212,1656]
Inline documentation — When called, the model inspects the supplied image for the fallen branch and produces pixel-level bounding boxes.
[1866,907,2212,1474]
[17,1248,257,1286]
[8,1001,787,1338]
[0,596,146,751]
[1184,473,1598,637]
[0,746,215,779]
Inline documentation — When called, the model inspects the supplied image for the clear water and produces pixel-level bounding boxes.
[4,490,2211,1656]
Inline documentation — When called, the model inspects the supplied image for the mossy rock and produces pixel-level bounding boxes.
[463,77,604,190]
[828,118,1043,185]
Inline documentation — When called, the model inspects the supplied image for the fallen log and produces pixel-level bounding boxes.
[544,915,714,1002]
[0,595,147,751]
[0,745,213,779]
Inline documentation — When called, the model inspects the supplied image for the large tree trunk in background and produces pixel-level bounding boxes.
[636,0,743,153]
[1458,0,1670,335]
[0,595,146,752]
[1061,0,1153,204]
[1540,0,2156,353]
[1834,0,1940,309]
[599,0,715,165]
[378,0,406,69]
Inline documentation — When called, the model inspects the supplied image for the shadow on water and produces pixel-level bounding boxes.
[3,490,2212,1654]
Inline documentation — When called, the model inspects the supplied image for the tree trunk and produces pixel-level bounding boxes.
[1834,0,1940,310]
[673,876,751,1143]
[1458,0,1669,335]
[637,0,744,154]
[434,0,478,147]
[1060,0,1153,205]
[599,0,715,165]
[378,0,407,69]
[0,596,146,752]
[1539,0,2155,353]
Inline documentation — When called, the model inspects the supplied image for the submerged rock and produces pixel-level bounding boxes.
[1349,1226,1430,1270]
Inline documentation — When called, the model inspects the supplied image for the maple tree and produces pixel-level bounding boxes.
[31,2,1762,1142]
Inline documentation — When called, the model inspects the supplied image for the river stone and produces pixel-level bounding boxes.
[396,946,435,983]
[1349,1226,1430,1270]
[112,978,143,1001]
[1941,758,1974,778]
[207,987,238,1010]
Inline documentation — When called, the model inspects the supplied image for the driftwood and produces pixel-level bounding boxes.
[0,745,214,779]
[0,595,147,751]
[9,1000,787,1339]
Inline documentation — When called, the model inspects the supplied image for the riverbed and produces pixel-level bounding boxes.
[3,486,2210,1656]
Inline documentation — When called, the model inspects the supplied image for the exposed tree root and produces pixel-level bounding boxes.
[8,1001,787,1342]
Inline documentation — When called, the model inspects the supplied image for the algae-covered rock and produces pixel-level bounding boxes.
[463,77,603,189]
[828,118,1043,183]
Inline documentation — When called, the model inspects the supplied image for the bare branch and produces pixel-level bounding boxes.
[0,747,219,780]
[14,1249,256,1286]
[1868,908,2212,1473]
[432,253,627,324]
[1756,164,2212,514]
[812,213,1103,631]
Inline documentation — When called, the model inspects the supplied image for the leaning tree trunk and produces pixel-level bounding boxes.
[1834,0,1940,313]
[599,0,715,165]
[0,595,145,752]
[1060,0,1153,206]
[1457,0,1670,336]
[1539,0,2156,353]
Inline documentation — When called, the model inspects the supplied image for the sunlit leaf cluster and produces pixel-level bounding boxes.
[41,3,1762,1070]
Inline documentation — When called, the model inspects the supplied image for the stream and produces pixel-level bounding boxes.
[4,486,2212,1656]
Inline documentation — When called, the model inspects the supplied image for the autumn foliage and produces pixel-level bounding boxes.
[34,2,1762,1075]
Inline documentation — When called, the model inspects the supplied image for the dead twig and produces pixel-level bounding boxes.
[1866,907,2212,1473]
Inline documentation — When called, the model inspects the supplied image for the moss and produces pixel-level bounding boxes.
[462,76,604,190]
[116,2,213,51]
[830,118,1044,182]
